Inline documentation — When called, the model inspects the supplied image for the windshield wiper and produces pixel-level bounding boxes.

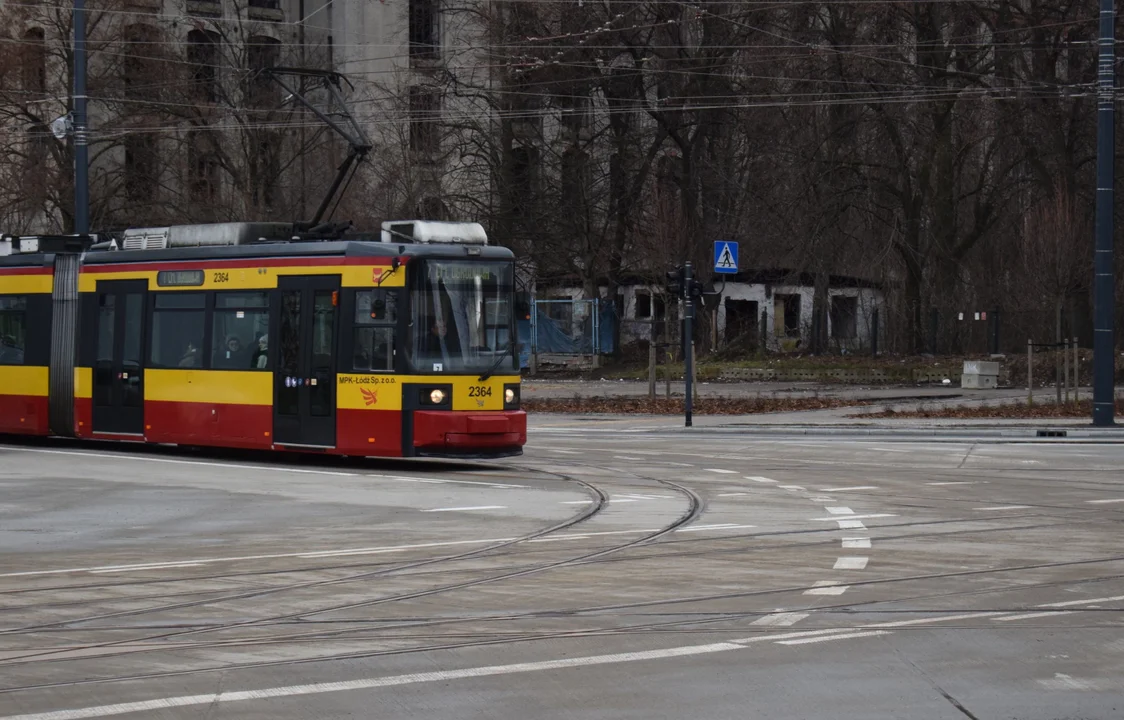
[478,343,514,381]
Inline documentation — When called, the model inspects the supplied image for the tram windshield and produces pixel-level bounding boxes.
[409,260,516,374]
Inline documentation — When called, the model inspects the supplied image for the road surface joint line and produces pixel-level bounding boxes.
[421,506,507,513]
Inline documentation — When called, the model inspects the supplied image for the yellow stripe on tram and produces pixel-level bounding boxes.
[0,366,50,397]
[145,369,274,406]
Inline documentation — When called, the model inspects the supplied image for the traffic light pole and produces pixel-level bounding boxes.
[1093,0,1116,427]
[684,262,694,428]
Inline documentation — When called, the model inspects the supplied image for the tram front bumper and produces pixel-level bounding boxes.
[412,410,527,456]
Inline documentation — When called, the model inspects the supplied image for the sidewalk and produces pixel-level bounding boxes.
[524,380,1124,440]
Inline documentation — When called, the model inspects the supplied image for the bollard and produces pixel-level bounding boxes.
[1064,338,1071,403]
[1027,339,1033,407]
[648,326,657,401]
[1073,337,1080,403]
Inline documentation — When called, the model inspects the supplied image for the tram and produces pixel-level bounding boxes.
[0,221,525,458]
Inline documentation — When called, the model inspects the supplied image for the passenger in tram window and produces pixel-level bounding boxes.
[216,335,247,368]
[178,342,199,367]
[252,335,268,369]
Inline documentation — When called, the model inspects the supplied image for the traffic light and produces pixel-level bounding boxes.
[665,267,685,298]
[688,279,705,299]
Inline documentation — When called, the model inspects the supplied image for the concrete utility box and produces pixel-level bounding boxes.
[961,360,999,389]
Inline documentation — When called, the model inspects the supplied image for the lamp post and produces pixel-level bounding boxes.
[73,0,89,235]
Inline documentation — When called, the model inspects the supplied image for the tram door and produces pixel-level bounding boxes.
[91,280,147,435]
[273,275,340,448]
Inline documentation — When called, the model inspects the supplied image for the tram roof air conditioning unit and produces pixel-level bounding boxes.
[380,221,488,246]
[122,223,294,250]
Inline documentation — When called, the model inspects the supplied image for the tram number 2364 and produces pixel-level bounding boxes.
[468,386,492,398]
[213,271,230,283]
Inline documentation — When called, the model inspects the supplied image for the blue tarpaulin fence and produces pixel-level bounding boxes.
[517,299,618,368]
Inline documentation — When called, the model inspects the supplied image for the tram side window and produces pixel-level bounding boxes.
[0,296,27,365]
[213,292,270,370]
[352,289,396,372]
[150,293,206,368]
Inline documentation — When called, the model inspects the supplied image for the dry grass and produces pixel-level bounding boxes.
[523,396,871,415]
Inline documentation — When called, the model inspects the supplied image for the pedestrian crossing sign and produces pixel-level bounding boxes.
[714,241,738,274]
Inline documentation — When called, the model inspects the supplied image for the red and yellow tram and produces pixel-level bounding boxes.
[0,221,525,458]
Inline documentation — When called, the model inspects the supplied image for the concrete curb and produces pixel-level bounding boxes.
[681,424,1124,441]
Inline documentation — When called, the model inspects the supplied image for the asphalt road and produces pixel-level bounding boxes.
[1,426,1123,720]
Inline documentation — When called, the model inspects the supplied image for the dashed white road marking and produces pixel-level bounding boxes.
[750,612,809,627]
[836,520,867,530]
[421,506,507,513]
[676,523,755,533]
[777,630,890,645]
[974,505,1032,511]
[1086,498,1124,504]
[808,496,833,503]
[825,506,854,515]
[833,556,869,570]
[1038,673,1105,691]
[926,481,979,486]
[995,611,1077,622]
[779,485,806,491]
[613,456,645,461]
[813,514,895,522]
[819,486,879,492]
[746,476,777,483]
[1039,594,1124,608]
[706,468,739,474]
[868,611,1005,629]
[717,492,750,497]
[842,537,872,549]
[91,563,205,574]
[804,581,850,596]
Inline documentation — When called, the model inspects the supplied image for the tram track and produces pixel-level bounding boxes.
[0,460,702,675]
[4,555,1124,695]
[0,463,607,635]
[3,446,1122,707]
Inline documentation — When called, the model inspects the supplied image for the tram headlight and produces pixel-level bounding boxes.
[429,389,446,404]
[503,384,520,409]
